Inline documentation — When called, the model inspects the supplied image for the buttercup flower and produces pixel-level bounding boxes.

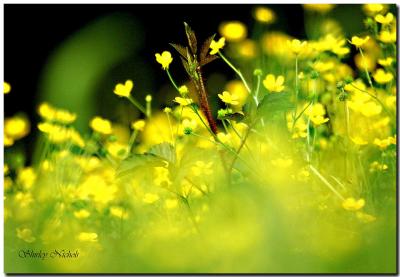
[350,36,369,48]
[375,12,394,25]
[131,119,146,131]
[253,7,276,24]
[372,69,393,84]
[219,21,247,42]
[155,51,173,70]
[263,74,285,93]
[4,82,11,94]
[377,57,394,67]
[342,198,365,211]
[16,228,36,243]
[4,116,30,140]
[178,85,189,96]
[77,232,98,242]
[174,97,193,106]
[114,80,133,97]
[210,37,226,55]
[378,30,396,44]
[218,91,239,106]
[90,116,112,135]
[287,39,307,55]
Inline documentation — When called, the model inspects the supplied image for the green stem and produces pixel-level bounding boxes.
[359,48,375,91]
[166,69,180,91]
[309,165,345,201]
[127,96,147,115]
[218,51,251,93]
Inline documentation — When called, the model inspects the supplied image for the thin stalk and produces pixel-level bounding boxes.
[309,165,345,201]
[218,51,251,93]
[127,96,146,115]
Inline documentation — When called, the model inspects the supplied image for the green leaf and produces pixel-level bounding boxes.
[199,34,215,62]
[147,142,176,164]
[184,22,197,54]
[116,153,165,178]
[169,43,188,60]
[257,92,294,120]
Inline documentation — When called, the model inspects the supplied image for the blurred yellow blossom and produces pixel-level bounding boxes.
[131,119,146,131]
[342,198,365,211]
[74,209,90,219]
[377,57,394,67]
[174,97,193,106]
[218,91,239,106]
[90,116,112,135]
[17,167,36,190]
[263,74,285,93]
[143,193,160,204]
[378,30,396,44]
[4,82,11,94]
[303,4,335,13]
[219,21,247,42]
[16,228,36,243]
[287,39,307,55]
[350,36,369,48]
[110,206,128,219]
[4,115,30,140]
[375,13,394,25]
[372,69,393,84]
[253,6,276,24]
[77,232,98,242]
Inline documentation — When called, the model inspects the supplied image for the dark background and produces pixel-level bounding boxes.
[4,4,306,119]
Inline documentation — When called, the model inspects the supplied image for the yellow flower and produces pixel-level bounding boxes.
[350,36,369,48]
[210,37,226,55]
[77,232,98,242]
[271,158,293,168]
[372,69,393,84]
[287,39,307,55]
[263,74,285,93]
[303,4,335,13]
[218,91,239,106]
[356,212,376,223]
[110,206,128,219]
[155,51,173,70]
[143,193,159,204]
[378,57,394,67]
[219,21,247,42]
[174,97,193,106]
[4,82,11,94]
[90,116,112,135]
[355,53,376,72]
[145,94,152,102]
[363,4,385,15]
[374,137,396,149]
[370,161,388,172]
[253,7,276,24]
[178,85,189,96]
[74,209,90,219]
[165,198,179,210]
[342,198,365,211]
[305,103,329,126]
[106,142,128,159]
[378,30,396,44]
[225,80,249,109]
[360,102,382,117]
[351,136,368,145]
[37,103,76,124]
[131,119,146,131]
[114,80,133,97]
[191,161,213,176]
[375,12,394,25]
[237,39,257,58]
[17,167,36,190]
[4,116,30,140]
[16,228,36,243]
[217,132,232,145]
[4,135,14,147]
[163,107,172,113]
